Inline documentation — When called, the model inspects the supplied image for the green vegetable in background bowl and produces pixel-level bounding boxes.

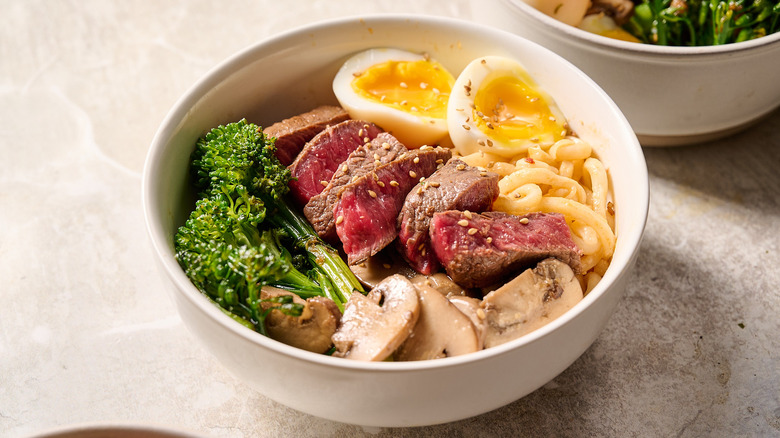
[625,0,780,45]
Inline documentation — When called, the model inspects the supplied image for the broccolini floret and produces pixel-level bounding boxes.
[174,119,363,335]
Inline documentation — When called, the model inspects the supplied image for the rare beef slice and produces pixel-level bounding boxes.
[287,120,382,206]
[333,146,453,265]
[263,105,349,166]
[397,158,500,275]
[304,132,407,241]
[429,211,581,288]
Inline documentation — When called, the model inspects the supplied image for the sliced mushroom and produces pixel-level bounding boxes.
[448,296,487,350]
[332,275,420,361]
[260,286,342,354]
[394,283,480,361]
[349,248,418,289]
[409,272,468,297]
[482,258,583,348]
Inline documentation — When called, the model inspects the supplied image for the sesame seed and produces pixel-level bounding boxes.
[409,170,417,178]
[358,128,364,136]
[435,159,443,164]
[519,217,530,224]
[352,175,359,182]
[458,219,469,227]
[383,263,392,269]
[486,237,493,244]
[377,181,385,187]
[476,308,486,319]
[335,215,344,225]
[436,163,443,169]
[463,210,473,219]
[418,243,425,251]
[342,164,348,172]
[374,160,381,166]
[413,157,420,164]
[382,142,391,150]
[468,227,478,235]
[429,181,440,188]
[421,248,426,256]
[320,180,328,187]
[364,137,370,143]
[374,153,380,160]
[373,172,379,181]
[456,164,465,171]
[368,190,377,198]
[462,124,471,130]
[390,180,399,187]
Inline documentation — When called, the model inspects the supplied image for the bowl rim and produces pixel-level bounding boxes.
[142,13,649,372]
[498,0,780,57]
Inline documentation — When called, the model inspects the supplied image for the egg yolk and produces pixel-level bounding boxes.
[472,69,567,147]
[351,59,454,119]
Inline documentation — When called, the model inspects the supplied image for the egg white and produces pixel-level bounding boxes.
[332,48,453,148]
[447,56,568,158]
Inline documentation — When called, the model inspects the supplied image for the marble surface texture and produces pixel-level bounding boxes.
[2,1,779,437]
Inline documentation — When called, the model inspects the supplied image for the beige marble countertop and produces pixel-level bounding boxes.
[2,1,779,437]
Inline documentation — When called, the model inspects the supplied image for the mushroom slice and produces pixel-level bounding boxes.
[349,248,417,289]
[410,272,468,297]
[394,283,480,361]
[448,296,487,350]
[482,258,583,348]
[332,275,420,361]
[260,287,342,354]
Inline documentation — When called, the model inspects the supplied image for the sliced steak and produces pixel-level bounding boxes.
[334,146,453,265]
[288,120,383,206]
[263,105,350,166]
[304,132,407,241]
[397,158,500,275]
[429,211,581,288]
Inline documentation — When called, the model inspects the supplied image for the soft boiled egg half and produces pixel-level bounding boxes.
[447,56,569,158]
[332,48,455,148]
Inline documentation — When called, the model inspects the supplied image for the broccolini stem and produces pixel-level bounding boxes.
[263,194,365,308]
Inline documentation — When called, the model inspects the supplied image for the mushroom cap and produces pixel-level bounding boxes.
[482,258,583,348]
[394,282,480,361]
[261,287,342,354]
[332,274,420,361]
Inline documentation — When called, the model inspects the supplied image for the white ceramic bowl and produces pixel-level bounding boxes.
[472,0,780,146]
[143,15,649,427]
